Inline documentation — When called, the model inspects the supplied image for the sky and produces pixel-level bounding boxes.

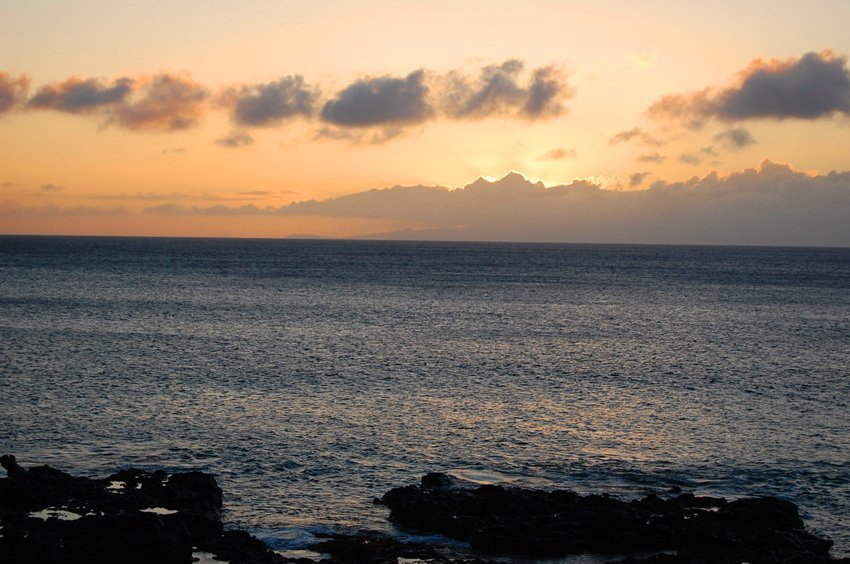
[2,0,850,244]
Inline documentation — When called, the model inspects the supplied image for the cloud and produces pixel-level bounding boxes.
[536,148,577,161]
[11,61,571,139]
[144,203,276,216]
[111,73,208,131]
[628,52,655,69]
[713,127,756,149]
[161,147,186,155]
[226,75,318,126]
[678,146,717,165]
[22,72,208,131]
[28,77,133,113]
[273,164,850,246]
[0,73,31,114]
[609,127,664,146]
[443,60,571,119]
[215,131,254,148]
[629,172,652,188]
[0,200,126,216]
[648,50,850,123]
[524,66,570,117]
[637,152,666,163]
[237,190,300,196]
[40,183,64,192]
[321,70,432,127]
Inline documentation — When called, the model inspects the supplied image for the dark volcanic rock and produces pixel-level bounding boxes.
[0,455,291,564]
[379,472,846,563]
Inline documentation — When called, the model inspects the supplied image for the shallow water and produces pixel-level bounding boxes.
[2,236,849,556]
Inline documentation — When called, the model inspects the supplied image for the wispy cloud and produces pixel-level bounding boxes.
[442,60,571,120]
[609,127,664,146]
[24,72,208,131]
[144,203,278,216]
[40,183,64,192]
[648,50,850,124]
[215,131,255,148]
[678,146,717,165]
[111,73,207,131]
[0,200,127,216]
[0,72,30,115]
[629,171,652,188]
[637,152,666,163]
[713,127,756,149]
[536,147,577,161]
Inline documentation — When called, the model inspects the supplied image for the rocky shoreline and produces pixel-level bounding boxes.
[1,455,846,563]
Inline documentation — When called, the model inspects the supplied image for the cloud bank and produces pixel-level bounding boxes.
[8,59,571,139]
[274,164,850,246]
[9,163,849,246]
[648,50,850,124]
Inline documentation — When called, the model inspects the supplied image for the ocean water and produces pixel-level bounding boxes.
[2,236,849,558]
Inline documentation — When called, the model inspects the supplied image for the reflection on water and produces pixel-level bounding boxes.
[1,237,849,556]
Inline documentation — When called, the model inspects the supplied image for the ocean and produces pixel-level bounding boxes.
[1,236,849,558]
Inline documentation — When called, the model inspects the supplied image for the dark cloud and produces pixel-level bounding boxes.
[321,70,432,127]
[161,147,186,155]
[275,164,850,246]
[629,172,652,188]
[12,61,571,138]
[228,75,318,126]
[215,131,254,148]
[443,60,571,119]
[444,60,524,118]
[536,148,577,161]
[648,51,850,123]
[609,127,663,146]
[713,127,756,149]
[524,66,571,117]
[638,152,666,163]
[112,73,208,131]
[28,77,133,113]
[40,183,64,192]
[0,73,31,114]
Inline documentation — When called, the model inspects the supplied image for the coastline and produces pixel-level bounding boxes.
[2,456,847,563]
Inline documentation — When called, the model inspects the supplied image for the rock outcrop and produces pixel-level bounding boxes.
[0,454,292,563]
[378,472,845,563]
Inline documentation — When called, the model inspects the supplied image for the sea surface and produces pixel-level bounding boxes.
[2,236,849,558]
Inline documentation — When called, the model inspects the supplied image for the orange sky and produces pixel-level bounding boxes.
[2,0,850,241]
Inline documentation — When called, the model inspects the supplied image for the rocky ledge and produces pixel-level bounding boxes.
[0,455,302,564]
[2,457,847,563]
[378,472,848,563]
